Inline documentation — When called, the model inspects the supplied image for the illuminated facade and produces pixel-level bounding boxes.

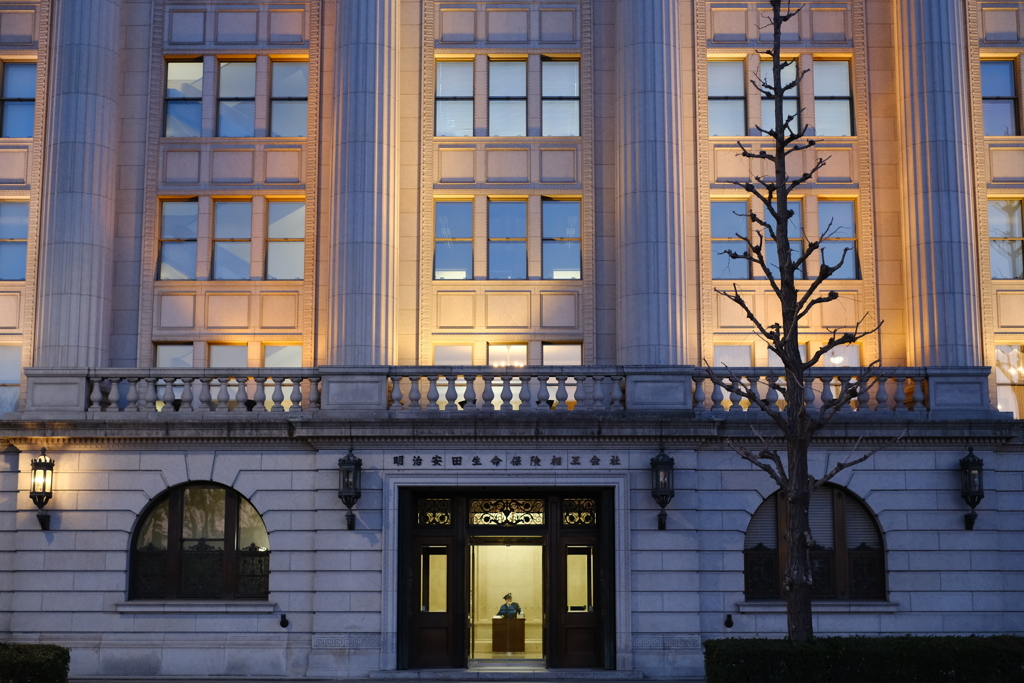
[0,0,1022,679]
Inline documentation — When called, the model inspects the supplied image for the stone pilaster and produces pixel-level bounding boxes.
[897,0,983,366]
[615,0,687,365]
[327,0,398,365]
[34,0,121,367]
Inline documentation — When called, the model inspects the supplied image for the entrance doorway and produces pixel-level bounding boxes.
[398,489,614,670]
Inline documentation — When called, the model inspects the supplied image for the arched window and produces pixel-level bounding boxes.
[130,483,270,600]
[744,485,884,600]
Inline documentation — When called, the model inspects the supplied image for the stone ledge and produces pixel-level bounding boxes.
[114,600,277,614]
[736,600,899,614]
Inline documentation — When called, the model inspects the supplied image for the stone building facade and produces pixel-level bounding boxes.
[0,0,1022,679]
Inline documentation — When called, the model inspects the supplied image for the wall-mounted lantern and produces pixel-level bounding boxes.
[650,449,675,530]
[338,448,363,530]
[29,448,55,531]
[959,447,984,531]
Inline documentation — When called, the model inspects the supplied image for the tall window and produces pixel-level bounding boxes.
[708,61,747,137]
[813,60,853,136]
[762,200,804,279]
[542,199,581,279]
[436,61,474,137]
[760,60,799,135]
[212,201,252,280]
[818,200,858,279]
[0,202,28,281]
[434,201,473,280]
[218,61,256,137]
[164,61,203,138]
[488,201,527,279]
[744,485,885,600]
[0,345,21,414]
[489,60,526,136]
[995,345,1024,418]
[1,62,36,138]
[266,201,304,280]
[157,200,198,281]
[711,201,750,279]
[270,61,308,137]
[130,483,270,600]
[542,60,580,136]
[982,61,1019,136]
[989,199,1024,279]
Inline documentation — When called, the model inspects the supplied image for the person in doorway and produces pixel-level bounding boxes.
[497,593,521,618]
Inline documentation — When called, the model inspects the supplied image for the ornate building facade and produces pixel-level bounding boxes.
[0,0,1022,679]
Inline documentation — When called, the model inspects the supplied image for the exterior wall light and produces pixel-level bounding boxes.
[338,448,363,530]
[29,448,55,531]
[650,449,675,530]
[959,447,984,531]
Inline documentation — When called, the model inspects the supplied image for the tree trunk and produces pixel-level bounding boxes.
[785,437,814,642]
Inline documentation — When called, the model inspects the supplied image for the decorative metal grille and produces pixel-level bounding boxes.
[743,544,778,599]
[131,544,167,598]
[562,498,597,525]
[180,539,225,598]
[417,498,452,525]
[469,498,545,525]
[848,545,884,598]
[809,547,836,598]
[236,543,271,599]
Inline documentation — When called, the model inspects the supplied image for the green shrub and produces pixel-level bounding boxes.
[0,644,70,683]
[704,635,1024,683]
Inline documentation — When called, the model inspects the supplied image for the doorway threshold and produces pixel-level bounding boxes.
[367,668,648,680]
[468,660,546,672]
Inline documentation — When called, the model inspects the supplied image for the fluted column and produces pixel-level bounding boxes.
[615,0,686,365]
[34,0,121,367]
[327,0,398,365]
[897,0,983,366]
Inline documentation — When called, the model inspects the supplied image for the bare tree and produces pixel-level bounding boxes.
[707,0,894,643]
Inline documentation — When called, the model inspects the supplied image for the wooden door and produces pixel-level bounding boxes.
[554,536,603,668]
[409,537,458,668]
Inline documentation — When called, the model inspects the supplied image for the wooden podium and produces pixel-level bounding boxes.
[491,617,525,652]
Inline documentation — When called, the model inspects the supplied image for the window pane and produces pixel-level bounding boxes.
[543,201,580,238]
[420,548,448,613]
[436,202,473,238]
[166,62,203,98]
[489,100,526,136]
[1,102,34,137]
[0,345,20,381]
[162,202,199,239]
[215,202,252,238]
[489,202,526,238]
[991,241,1024,279]
[219,62,256,98]
[155,344,194,367]
[814,100,851,136]
[264,345,302,368]
[159,242,197,280]
[488,242,527,279]
[435,100,473,136]
[209,344,247,367]
[821,239,857,279]
[708,62,745,97]
[819,201,855,239]
[543,241,581,279]
[136,499,169,550]
[542,62,579,97]
[708,101,746,136]
[813,61,850,97]
[711,241,748,279]
[434,345,473,365]
[238,496,270,550]
[984,100,1019,136]
[165,101,202,137]
[3,63,36,98]
[0,203,28,239]
[566,547,593,611]
[989,200,1024,238]
[270,100,308,137]
[760,61,798,89]
[213,242,251,280]
[436,62,473,97]
[0,242,26,280]
[761,98,798,133]
[182,487,226,540]
[434,241,473,279]
[268,202,305,238]
[542,100,580,136]
[489,344,527,367]
[764,201,802,237]
[218,100,256,137]
[266,242,304,280]
[490,62,526,97]
[272,62,308,98]
[714,345,752,367]
[819,345,859,367]
[543,344,582,365]
[711,202,747,238]
[982,61,1016,98]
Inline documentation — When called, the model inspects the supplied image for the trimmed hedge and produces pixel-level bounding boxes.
[704,635,1024,683]
[0,644,70,683]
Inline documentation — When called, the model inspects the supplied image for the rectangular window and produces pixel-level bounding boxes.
[264,344,302,367]
[818,200,858,279]
[819,344,860,367]
[158,200,198,280]
[989,199,1024,279]
[713,345,752,367]
[708,61,747,136]
[436,61,474,137]
[760,60,799,135]
[0,345,22,414]
[982,61,1019,136]
[488,201,527,279]
[209,344,248,367]
[266,201,304,280]
[270,61,308,137]
[542,60,580,136]
[995,345,1024,418]
[488,343,527,368]
[813,61,853,136]
[542,343,582,365]
[0,202,28,281]
[213,201,252,280]
[434,345,473,365]
[434,201,473,280]
[155,344,194,367]
[165,61,203,138]
[542,199,581,279]
[489,60,526,136]
[1,62,36,138]
[762,200,804,279]
[218,61,256,137]
[711,201,750,279]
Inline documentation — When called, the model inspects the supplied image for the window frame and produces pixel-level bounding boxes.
[541,59,580,137]
[711,200,752,280]
[157,198,199,281]
[217,60,257,138]
[269,60,309,138]
[0,201,29,281]
[981,59,1020,137]
[988,198,1024,279]
[488,59,527,137]
[0,61,37,139]
[435,60,475,137]
[541,198,581,280]
[707,60,747,137]
[812,59,854,137]
[265,200,306,281]
[487,199,528,280]
[212,200,253,281]
[818,199,859,280]
[164,60,203,138]
[433,200,474,280]
[759,58,800,136]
